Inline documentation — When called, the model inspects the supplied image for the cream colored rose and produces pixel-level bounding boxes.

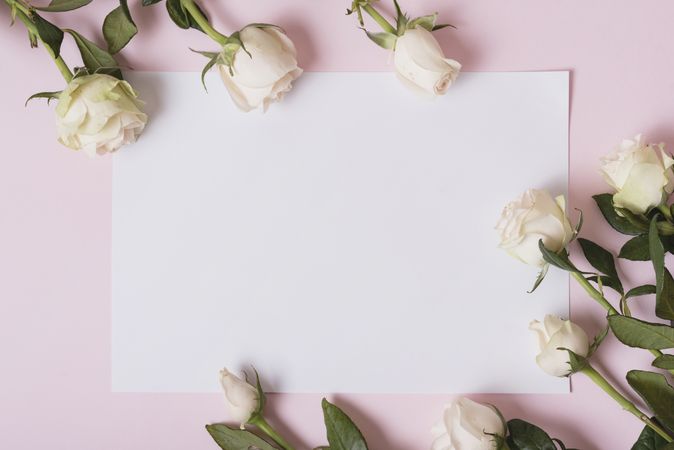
[600,134,674,215]
[496,189,574,267]
[55,74,147,157]
[219,368,260,428]
[529,315,589,377]
[219,25,302,112]
[393,27,461,97]
[431,397,505,450]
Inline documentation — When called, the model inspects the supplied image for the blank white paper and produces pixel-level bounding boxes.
[112,71,569,393]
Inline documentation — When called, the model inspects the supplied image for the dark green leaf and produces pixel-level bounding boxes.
[653,354,674,370]
[362,30,397,49]
[65,29,122,79]
[631,421,671,450]
[538,240,578,272]
[205,424,276,450]
[620,235,651,261]
[142,0,163,5]
[32,13,64,58]
[33,0,93,12]
[651,216,674,320]
[593,194,647,235]
[608,315,674,350]
[432,23,456,31]
[24,90,61,106]
[627,370,674,434]
[103,0,138,54]
[627,285,658,298]
[166,0,207,32]
[506,419,557,450]
[322,399,368,450]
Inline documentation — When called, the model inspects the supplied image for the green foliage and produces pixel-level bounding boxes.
[166,0,208,32]
[593,194,647,235]
[538,241,579,273]
[32,12,64,58]
[33,0,93,12]
[103,0,138,54]
[650,216,674,320]
[321,399,368,450]
[608,315,674,350]
[362,30,397,49]
[506,419,570,450]
[627,370,674,435]
[205,424,276,450]
[652,354,674,370]
[65,29,123,79]
[578,238,623,293]
[631,422,671,450]
[620,235,651,261]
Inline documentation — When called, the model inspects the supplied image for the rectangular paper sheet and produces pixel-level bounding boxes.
[112,71,569,393]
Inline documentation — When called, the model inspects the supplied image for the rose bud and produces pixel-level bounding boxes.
[529,315,590,377]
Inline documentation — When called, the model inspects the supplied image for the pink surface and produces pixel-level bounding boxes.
[2,1,674,449]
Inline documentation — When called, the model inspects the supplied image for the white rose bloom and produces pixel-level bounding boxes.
[393,27,461,97]
[600,134,674,215]
[496,189,574,268]
[219,368,260,427]
[529,315,590,377]
[219,25,302,112]
[55,74,147,157]
[431,397,505,450]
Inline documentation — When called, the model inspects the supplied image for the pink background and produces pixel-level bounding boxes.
[2,1,674,448]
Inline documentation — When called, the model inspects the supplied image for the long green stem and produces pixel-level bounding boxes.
[362,4,397,34]
[180,0,228,45]
[5,0,73,82]
[581,365,673,442]
[249,416,295,450]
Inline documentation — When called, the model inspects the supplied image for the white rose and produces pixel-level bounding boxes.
[529,315,590,377]
[219,25,303,112]
[496,189,574,268]
[393,27,461,97]
[219,368,260,427]
[431,397,505,450]
[600,134,674,215]
[55,74,147,157]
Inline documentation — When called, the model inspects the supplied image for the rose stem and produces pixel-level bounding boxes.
[180,0,228,45]
[249,416,295,450]
[362,4,397,34]
[581,364,673,442]
[5,0,73,82]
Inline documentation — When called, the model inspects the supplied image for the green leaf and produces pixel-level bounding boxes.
[631,421,671,450]
[197,52,219,91]
[205,424,276,450]
[578,237,623,293]
[627,370,674,434]
[538,240,579,272]
[627,285,658,298]
[322,399,368,450]
[362,29,397,50]
[528,264,549,293]
[33,0,93,12]
[65,29,122,79]
[506,419,557,450]
[620,235,651,261]
[432,23,456,31]
[24,90,61,106]
[142,0,163,5]
[103,0,138,54]
[251,368,266,418]
[593,194,647,235]
[608,315,674,349]
[32,13,64,59]
[653,354,674,370]
[408,13,438,32]
[651,216,674,320]
[166,0,207,32]
[392,0,408,35]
